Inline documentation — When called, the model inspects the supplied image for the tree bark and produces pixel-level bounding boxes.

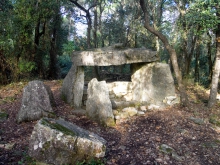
[194,44,200,83]
[208,5,220,108]
[69,0,98,49]
[34,18,46,78]
[140,0,188,106]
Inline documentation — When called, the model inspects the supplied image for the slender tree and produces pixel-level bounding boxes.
[208,3,220,108]
[140,0,188,106]
[69,0,98,49]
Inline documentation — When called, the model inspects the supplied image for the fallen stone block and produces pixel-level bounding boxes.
[29,118,106,165]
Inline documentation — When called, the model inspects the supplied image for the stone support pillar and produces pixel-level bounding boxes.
[61,65,84,108]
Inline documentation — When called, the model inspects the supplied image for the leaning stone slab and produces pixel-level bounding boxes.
[86,78,115,127]
[61,65,84,108]
[28,118,106,165]
[132,62,175,105]
[17,80,55,123]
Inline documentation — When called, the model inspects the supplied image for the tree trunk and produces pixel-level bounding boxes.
[208,8,220,108]
[48,28,59,79]
[194,45,200,83]
[207,33,213,81]
[34,18,46,78]
[86,14,92,49]
[140,0,188,106]
[93,6,98,48]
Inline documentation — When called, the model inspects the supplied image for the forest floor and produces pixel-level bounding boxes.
[0,80,220,165]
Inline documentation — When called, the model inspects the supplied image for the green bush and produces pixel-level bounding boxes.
[58,55,72,78]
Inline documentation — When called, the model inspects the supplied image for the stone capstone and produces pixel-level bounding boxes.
[17,80,55,123]
[61,65,84,108]
[28,118,106,165]
[132,62,175,105]
[72,44,158,66]
[86,78,115,126]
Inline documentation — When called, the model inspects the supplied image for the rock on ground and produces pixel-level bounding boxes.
[17,80,55,123]
[61,65,84,108]
[28,118,107,165]
[86,78,115,127]
[132,62,175,105]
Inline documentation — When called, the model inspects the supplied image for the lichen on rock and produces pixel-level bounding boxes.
[29,118,106,165]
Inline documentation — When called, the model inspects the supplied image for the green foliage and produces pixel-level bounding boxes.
[58,55,72,78]
[18,60,36,73]
[63,41,80,56]
[185,0,219,34]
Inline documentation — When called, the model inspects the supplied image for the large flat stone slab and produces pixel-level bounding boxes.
[72,45,158,66]
[28,118,106,165]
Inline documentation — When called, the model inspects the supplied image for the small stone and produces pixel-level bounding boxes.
[148,104,160,110]
[156,158,163,162]
[112,110,119,115]
[4,143,15,150]
[137,111,145,116]
[115,115,120,120]
[156,137,161,142]
[159,144,174,154]
[119,112,129,119]
[172,152,184,161]
[189,117,204,125]
[122,107,137,117]
[140,106,147,111]
[119,145,126,150]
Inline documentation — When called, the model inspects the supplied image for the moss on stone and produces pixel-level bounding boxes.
[41,118,76,137]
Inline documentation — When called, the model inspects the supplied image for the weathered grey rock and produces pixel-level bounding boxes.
[119,111,129,119]
[137,111,145,116]
[189,117,204,125]
[61,65,84,108]
[140,106,147,111]
[159,144,184,161]
[132,63,175,105]
[122,107,138,117]
[28,118,106,165]
[17,81,55,123]
[163,95,180,105]
[86,78,115,126]
[148,104,161,110]
[72,44,158,66]
[111,100,137,109]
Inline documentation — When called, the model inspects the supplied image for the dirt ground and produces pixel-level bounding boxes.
[0,80,220,165]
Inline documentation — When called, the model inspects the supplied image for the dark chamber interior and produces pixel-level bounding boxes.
[84,64,132,83]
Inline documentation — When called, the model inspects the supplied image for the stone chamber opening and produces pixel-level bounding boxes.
[82,64,132,107]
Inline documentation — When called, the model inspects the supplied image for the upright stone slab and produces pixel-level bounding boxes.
[61,65,84,108]
[28,118,106,165]
[132,63,175,105]
[17,80,55,123]
[86,78,115,126]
